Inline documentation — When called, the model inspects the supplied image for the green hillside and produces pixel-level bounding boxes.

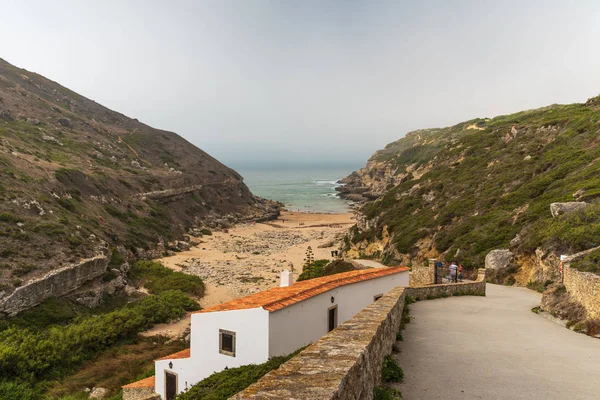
[344,96,600,269]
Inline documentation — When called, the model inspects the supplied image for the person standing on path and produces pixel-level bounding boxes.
[449,261,458,283]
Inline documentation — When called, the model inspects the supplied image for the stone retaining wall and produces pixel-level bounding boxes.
[0,254,108,316]
[563,265,600,319]
[123,387,159,400]
[232,285,407,400]
[232,270,486,399]
[407,268,486,299]
[409,263,435,286]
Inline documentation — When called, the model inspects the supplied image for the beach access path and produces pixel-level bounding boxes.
[396,283,600,400]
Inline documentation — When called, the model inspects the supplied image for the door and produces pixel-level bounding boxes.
[328,306,338,332]
[165,371,177,400]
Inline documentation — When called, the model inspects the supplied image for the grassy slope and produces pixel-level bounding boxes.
[349,96,600,268]
[0,57,262,289]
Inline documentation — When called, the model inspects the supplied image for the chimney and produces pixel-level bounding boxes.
[280,270,294,287]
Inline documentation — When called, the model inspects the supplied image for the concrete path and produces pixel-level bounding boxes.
[353,259,387,268]
[396,284,600,400]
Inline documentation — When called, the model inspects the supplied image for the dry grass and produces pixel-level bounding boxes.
[45,336,187,399]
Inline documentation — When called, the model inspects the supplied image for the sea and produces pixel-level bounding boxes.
[232,164,360,214]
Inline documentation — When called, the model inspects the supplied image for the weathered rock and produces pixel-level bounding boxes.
[0,108,13,120]
[168,240,191,252]
[89,387,109,399]
[550,202,588,218]
[485,249,514,270]
[541,283,586,322]
[27,117,40,125]
[0,253,109,317]
[57,117,72,128]
[343,193,366,202]
[572,189,586,200]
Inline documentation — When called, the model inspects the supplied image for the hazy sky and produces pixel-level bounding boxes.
[2,1,600,167]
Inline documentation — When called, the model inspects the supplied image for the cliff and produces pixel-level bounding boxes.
[341,95,600,281]
[0,58,278,310]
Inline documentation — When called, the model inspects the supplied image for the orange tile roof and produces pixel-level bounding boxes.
[122,375,154,389]
[194,266,408,314]
[155,348,191,361]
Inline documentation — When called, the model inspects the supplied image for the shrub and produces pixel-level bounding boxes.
[0,381,41,400]
[0,213,23,223]
[131,261,205,297]
[373,386,403,400]
[570,248,600,274]
[297,259,330,281]
[177,348,303,400]
[382,355,404,383]
[0,290,198,383]
[200,228,212,236]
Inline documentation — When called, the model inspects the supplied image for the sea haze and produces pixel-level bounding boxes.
[231,162,361,214]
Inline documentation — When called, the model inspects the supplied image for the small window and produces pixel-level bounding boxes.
[374,294,383,301]
[219,329,236,357]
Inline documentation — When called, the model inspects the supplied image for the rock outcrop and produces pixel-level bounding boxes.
[550,202,588,218]
[0,252,109,317]
[485,249,514,270]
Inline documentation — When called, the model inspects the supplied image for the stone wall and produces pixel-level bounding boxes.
[232,272,486,399]
[0,254,108,317]
[563,264,600,320]
[409,260,435,286]
[407,268,487,299]
[231,286,408,399]
[122,387,159,400]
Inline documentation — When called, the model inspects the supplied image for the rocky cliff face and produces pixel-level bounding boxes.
[342,96,600,287]
[0,58,279,308]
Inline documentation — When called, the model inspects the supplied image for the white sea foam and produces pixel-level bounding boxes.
[314,180,341,186]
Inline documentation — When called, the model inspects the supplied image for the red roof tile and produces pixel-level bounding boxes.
[155,348,191,361]
[194,266,408,314]
[122,375,155,389]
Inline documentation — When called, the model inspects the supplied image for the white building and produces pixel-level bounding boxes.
[123,266,409,400]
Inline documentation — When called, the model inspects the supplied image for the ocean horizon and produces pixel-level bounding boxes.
[231,163,361,214]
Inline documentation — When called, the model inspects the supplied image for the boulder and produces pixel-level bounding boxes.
[0,109,13,121]
[89,387,109,399]
[485,249,514,270]
[550,202,588,218]
[57,117,72,128]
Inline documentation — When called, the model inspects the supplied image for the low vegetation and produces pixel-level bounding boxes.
[176,348,304,400]
[349,98,600,268]
[373,386,403,400]
[0,290,198,398]
[569,247,600,274]
[297,259,356,281]
[46,336,187,399]
[130,261,205,297]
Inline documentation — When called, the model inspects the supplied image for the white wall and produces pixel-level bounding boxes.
[155,357,193,400]
[155,307,270,399]
[268,271,408,357]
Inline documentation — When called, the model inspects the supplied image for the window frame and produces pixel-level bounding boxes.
[219,329,236,357]
[327,305,338,332]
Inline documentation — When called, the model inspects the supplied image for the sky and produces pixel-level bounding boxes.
[2,0,600,168]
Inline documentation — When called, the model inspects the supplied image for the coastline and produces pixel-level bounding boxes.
[142,211,354,338]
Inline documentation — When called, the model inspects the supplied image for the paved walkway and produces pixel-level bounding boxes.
[396,284,600,400]
[353,259,387,268]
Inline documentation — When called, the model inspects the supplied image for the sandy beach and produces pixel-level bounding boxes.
[141,211,354,338]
